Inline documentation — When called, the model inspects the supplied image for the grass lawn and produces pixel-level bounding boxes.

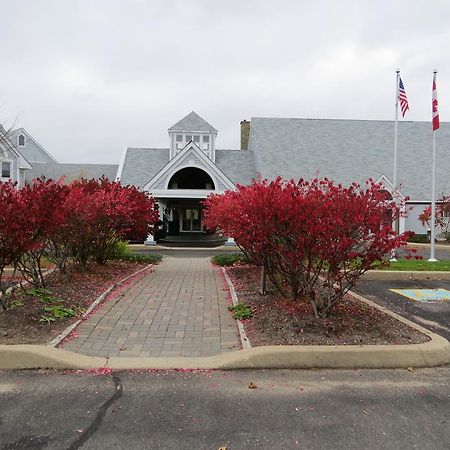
[379,260,450,271]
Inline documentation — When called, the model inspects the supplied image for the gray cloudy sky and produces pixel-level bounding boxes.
[1,0,449,164]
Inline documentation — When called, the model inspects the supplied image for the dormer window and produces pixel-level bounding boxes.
[18,134,25,147]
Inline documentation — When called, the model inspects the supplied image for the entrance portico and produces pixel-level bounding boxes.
[143,126,236,245]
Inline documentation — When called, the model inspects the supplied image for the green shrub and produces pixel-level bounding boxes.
[118,253,162,264]
[108,240,131,260]
[228,303,253,320]
[212,253,250,266]
[407,234,429,243]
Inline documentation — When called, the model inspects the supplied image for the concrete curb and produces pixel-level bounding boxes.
[1,337,449,370]
[362,270,450,280]
[221,267,251,349]
[408,242,449,249]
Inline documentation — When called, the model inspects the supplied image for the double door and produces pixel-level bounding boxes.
[181,208,202,232]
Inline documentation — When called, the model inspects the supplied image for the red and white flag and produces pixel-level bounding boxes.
[432,72,439,131]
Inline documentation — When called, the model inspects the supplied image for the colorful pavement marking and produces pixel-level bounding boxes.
[390,288,450,302]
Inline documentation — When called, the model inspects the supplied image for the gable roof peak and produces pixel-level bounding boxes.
[168,111,217,133]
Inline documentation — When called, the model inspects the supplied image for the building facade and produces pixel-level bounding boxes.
[118,111,450,242]
[3,112,449,242]
[0,126,118,186]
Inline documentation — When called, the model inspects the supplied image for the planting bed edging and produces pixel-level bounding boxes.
[362,270,450,280]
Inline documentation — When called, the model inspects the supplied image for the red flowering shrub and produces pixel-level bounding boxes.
[419,195,450,242]
[0,177,158,307]
[17,179,69,287]
[62,178,158,269]
[0,182,31,309]
[204,177,410,318]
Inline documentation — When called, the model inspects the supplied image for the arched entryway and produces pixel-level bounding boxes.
[160,167,215,234]
[168,167,215,190]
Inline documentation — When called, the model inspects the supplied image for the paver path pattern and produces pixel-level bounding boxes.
[62,257,240,357]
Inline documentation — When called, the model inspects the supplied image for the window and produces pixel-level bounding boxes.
[1,161,11,178]
[18,135,25,146]
[176,135,183,142]
[202,135,209,143]
[193,135,200,143]
[186,135,192,142]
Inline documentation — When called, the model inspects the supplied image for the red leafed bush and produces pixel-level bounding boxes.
[62,178,159,269]
[0,177,158,305]
[419,195,450,242]
[17,178,69,287]
[0,181,32,308]
[204,177,411,318]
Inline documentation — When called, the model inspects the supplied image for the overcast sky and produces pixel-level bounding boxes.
[1,0,449,164]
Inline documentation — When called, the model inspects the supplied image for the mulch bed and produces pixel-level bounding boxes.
[226,265,429,346]
[0,261,150,345]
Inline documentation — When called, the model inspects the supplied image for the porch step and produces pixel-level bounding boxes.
[157,233,227,248]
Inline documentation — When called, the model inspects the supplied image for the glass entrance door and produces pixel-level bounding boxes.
[181,208,202,232]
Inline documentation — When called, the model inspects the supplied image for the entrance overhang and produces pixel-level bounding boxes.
[149,189,215,199]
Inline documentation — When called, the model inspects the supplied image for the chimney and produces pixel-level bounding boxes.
[240,120,250,150]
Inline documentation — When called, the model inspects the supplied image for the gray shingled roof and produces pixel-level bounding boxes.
[250,118,450,200]
[119,148,170,188]
[169,111,217,133]
[118,147,256,189]
[25,162,118,184]
[215,150,256,185]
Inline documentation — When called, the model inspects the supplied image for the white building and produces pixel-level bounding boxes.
[117,111,450,242]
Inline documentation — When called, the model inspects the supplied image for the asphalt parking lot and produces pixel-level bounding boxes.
[353,278,450,341]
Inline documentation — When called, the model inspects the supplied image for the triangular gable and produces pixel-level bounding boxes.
[168,111,217,133]
[144,142,235,192]
[375,174,405,199]
[8,128,58,163]
[0,132,32,170]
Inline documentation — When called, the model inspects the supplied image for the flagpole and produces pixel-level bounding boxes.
[429,69,438,262]
[390,69,400,262]
[393,69,400,189]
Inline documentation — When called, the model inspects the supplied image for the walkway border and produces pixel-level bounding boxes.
[47,264,154,348]
[221,267,251,349]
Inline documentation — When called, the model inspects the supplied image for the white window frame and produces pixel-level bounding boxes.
[18,134,26,147]
[1,159,13,181]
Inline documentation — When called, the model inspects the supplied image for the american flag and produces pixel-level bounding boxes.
[398,77,409,117]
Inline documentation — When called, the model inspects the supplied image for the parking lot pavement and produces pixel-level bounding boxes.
[353,278,450,341]
[1,368,450,449]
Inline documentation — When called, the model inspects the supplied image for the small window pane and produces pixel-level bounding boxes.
[18,135,25,146]
[176,135,183,142]
[193,135,200,142]
[2,162,11,178]
[203,135,209,143]
[186,135,192,142]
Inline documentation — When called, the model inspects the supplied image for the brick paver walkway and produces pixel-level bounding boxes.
[62,257,240,357]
